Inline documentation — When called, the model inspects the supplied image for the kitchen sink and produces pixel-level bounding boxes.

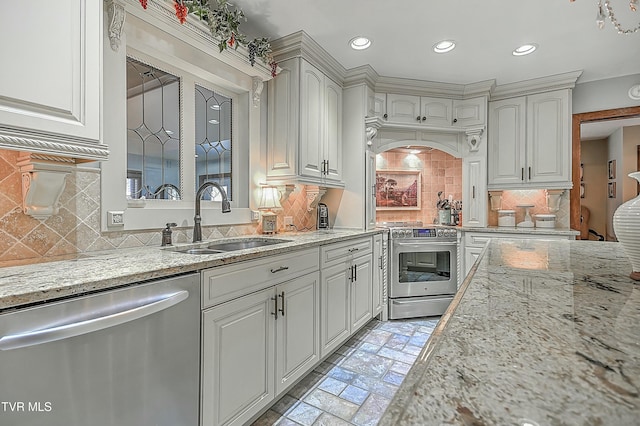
[206,238,291,252]
[175,248,225,255]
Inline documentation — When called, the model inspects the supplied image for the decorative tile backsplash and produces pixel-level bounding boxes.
[0,149,314,263]
[487,189,570,227]
[375,149,462,225]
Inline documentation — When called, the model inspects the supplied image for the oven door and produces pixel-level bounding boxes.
[390,241,457,298]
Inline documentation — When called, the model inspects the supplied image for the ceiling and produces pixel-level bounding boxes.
[234,0,640,86]
[232,0,640,140]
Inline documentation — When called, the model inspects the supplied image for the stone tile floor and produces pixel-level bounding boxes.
[252,317,440,426]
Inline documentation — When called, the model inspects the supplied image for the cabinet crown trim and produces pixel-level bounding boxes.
[490,70,582,101]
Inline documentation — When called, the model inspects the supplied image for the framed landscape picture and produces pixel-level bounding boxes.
[375,170,421,210]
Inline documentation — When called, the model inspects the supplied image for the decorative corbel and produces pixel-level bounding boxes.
[252,77,264,107]
[488,190,503,211]
[107,0,126,52]
[306,185,328,212]
[546,189,566,212]
[364,116,382,148]
[17,153,75,220]
[275,184,295,203]
[465,127,484,152]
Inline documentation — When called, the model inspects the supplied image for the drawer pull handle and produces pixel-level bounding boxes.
[348,248,359,253]
[270,266,289,273]
[278,291,285,316]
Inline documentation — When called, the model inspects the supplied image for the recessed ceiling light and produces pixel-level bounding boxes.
[349,36,371,50]
[512,44,538,56]
[433,40,456,53]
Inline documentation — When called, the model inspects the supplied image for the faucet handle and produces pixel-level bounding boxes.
[166,222,177,229]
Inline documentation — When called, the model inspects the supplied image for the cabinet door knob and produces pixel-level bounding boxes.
[416,116,421,121]
[453,118,458,123]
[422,116,426,122]
[383,113,388,119]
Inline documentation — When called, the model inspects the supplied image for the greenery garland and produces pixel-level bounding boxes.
[138,0,277,76]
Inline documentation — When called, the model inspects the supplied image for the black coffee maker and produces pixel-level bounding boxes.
[317,203,329,229]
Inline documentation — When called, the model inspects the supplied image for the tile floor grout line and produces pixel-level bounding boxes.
[252,317,440,426]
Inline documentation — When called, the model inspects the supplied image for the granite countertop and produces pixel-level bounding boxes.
[381,239,639,425]
[462,226,580,236]
[0,229,380,312]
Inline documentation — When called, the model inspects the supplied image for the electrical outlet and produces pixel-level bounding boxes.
[108,211,125,227]
[284,216,293,226]
[251,210,261,221]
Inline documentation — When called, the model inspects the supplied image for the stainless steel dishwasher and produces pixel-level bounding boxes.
[0,272,200,426]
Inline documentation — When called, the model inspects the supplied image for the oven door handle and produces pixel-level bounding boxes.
[393,241,456,250]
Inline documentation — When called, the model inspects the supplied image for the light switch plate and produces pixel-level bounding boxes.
[108,211,125,226]
[251,210,260,221]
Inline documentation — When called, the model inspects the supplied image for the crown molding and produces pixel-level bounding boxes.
[270,30,347,85]
[490,70,583,100]
[343,64,379,89]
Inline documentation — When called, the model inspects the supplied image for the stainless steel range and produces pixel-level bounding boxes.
[383,222,458,319]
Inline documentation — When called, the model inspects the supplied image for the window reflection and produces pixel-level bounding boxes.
[126,57,181,200]
[195,84,232,200]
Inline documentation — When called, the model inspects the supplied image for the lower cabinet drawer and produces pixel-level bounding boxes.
[202,247,319,308]
[321,237,372,267]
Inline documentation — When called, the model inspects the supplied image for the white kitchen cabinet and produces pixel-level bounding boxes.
[320,237,374,357]
[488,89,571,189]
[267,57,343,185]
[463,156,487,227]
[201,249,320,426]
[351,253,373,331]
[275,272,320,395]
[202,271,320,426]
[385,94,486,128]
[0,0,105,160]
[372,234,384,317]
[202,287,275,426]
[367,92,387,119]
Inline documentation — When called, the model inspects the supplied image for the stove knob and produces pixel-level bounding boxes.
[444,229,451,237]
[403,230,412,238]
[437,229,443,237]
[392,230,399,238]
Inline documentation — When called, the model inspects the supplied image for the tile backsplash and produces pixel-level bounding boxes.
[375,149,462,225]
[0,149,314,263]
[487,189,570,227]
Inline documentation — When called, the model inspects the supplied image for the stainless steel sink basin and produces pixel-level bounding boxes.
[175,248,225,255]
[207,238,291,252]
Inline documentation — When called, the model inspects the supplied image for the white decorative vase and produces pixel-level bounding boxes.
[613,171,640,281]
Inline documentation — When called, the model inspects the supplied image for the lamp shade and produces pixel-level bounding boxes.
[258,186,282,210]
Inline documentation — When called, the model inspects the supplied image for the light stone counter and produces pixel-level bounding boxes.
[461,226,579,237]
[381,239,639,425]
[0,229,381,311]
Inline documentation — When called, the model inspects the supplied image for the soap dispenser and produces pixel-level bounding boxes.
[162,223,177,246]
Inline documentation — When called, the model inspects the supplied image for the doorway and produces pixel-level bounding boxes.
[570,106,640,236]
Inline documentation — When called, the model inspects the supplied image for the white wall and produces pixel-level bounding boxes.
[573,74,640,114]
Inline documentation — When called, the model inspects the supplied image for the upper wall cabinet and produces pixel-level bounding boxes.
[0,0,106,161]
[488,89,571,189]
[267,58,343,186]
[379,94,486,129]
